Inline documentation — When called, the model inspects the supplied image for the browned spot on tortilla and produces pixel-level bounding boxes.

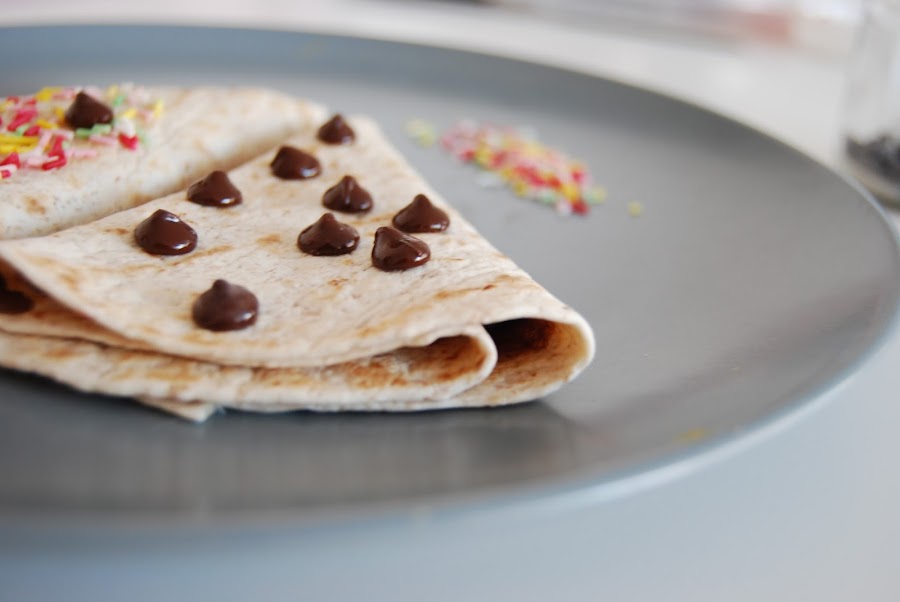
[346,361,407,388]
[24,197,46,216]
[174,325,212,346]
[436,340,488,381]
[492,274,518,284]
[256,233,283,247]
[43,345,78,360]
[169,245,234,266]
[138,362,199,384]
[59,271,79,290]
[28,256,55,271]
[433,287,481,301]
[328,277,347,287]
[139,324,160,335]
[482,284,496,290]
[109,227,129,236]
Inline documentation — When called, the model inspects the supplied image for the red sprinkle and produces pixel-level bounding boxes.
[47,135,64,158]
[23,125,41,137]
[6,108,38,132]
[41,154,67,171]
[571,168,586,185]
[0,152,20,168]
[117,133,139,151]
[571,200,590,216]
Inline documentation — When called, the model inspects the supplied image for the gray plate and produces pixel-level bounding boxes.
[1,25,898,528]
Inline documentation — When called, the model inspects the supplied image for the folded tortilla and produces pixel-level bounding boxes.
[0,85,323,239]
[0,114,594,421]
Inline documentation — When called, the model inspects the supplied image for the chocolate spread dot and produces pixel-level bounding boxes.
[0,275,33,315]
[322,175,373,213]
[371,227,431,272]
[192,280,259,332]
[317,114,355,144]
[392,194,450,233]
[270,146,322,180]
[187,171,243,207]
[134,209,198,256]
[298,213,360,256]
[64,91,114,129]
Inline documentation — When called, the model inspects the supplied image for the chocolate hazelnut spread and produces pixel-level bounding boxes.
[134,209,198,256]
[64,91,114,129]
[317,114,355,144]
[298,213,360,256]
[392,194,450,233]
[192,280,259,331]
[187,171,243,207]
[322,175,373,213]
[371,227,431,271]
[270,146,321,180]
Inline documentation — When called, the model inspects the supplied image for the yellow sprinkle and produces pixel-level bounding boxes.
[106,84,119,99]
[0,142,36,153]
[474,148,492,167]
[560,182,579,201]
[676,428,710,444]
[512,181,530,197]
[0,135,38,146]
[152,99,164,118]
[522,142,542,157]
[35,119,57,130]
[414,131,437,147]
[54,107,65,121]
[34,87,60,102]
[627,201,644,217]
[404,118,431,136]
[120,108,137,120]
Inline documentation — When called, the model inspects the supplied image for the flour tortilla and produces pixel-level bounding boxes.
[0,86,324,239]
[0,113,594,419]
[0,328,496,416]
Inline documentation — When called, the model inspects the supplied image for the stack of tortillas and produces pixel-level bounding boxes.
[0,86,594,421]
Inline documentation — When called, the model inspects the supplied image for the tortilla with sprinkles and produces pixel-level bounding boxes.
[0,84,324,239]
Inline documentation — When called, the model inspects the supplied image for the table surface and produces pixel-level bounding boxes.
[2,2,899,601]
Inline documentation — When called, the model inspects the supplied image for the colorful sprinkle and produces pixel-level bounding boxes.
[404,118,438,148]
[118,133,139,150]
[0,84,163,178]
[627,201,644,217]
[0,152,21,168]
[435,120,601,217]
[41,155,67,170]
[676,427,710,444]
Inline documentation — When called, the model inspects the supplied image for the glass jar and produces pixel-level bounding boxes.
[842,0,900,204]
